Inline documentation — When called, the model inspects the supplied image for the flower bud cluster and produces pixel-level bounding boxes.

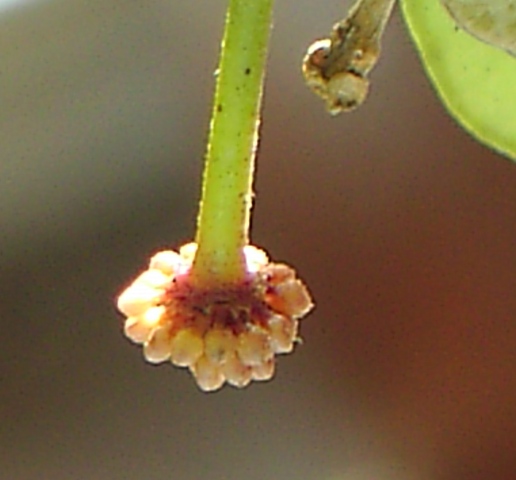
[117,243,313,392]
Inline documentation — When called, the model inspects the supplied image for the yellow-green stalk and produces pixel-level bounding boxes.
[192,0,274,287]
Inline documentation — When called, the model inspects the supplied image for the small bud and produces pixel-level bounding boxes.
[244,245,269,272]
[143,327,172,364]
[267,314,297,354]
[264,263,295,285]
[222,353,252,388]
[265,279,313,318]
[135,269,171,289]
[237,328,273,367]
[191,356,225,392]
[251,359,275,382]
[124,317,153,344]
[123,305,165,344]
[149,250,181,275]
[170,328,204,367]
[179,242,198,262]
[117,283,163,317]
[204,327,237,365]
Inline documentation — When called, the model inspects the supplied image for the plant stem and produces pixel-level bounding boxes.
[191,0,274,287]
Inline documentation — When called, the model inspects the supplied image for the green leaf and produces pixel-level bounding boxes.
[400,0,516,161]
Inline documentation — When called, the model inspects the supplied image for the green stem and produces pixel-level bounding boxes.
[191,0,274,287]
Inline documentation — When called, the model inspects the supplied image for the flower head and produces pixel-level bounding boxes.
[117,243,313,392]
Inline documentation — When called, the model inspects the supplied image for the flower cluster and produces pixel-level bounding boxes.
[116,243,313,392]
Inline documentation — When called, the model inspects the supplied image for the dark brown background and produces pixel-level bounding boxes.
[1,1,515,479]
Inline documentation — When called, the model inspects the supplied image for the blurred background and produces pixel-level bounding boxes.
[1,1,515,479]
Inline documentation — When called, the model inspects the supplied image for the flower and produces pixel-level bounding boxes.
[116,243,314,392]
